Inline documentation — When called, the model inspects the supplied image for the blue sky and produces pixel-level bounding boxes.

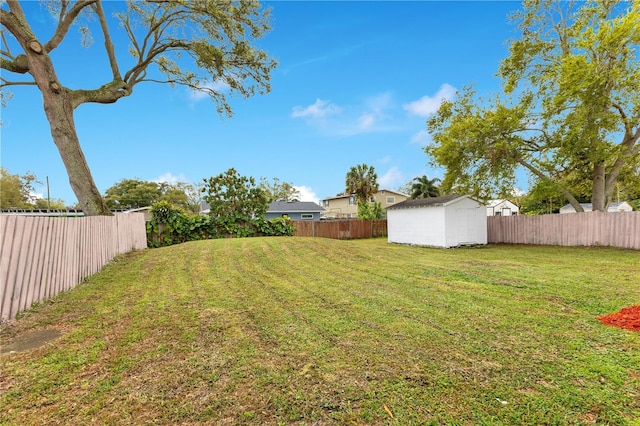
[1,1,522,205]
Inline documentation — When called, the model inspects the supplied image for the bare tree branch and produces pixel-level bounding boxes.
[610,102,632,138]
[604,130,640,197]
[125,40,187,85]
[43,0,98,53]
[0,55,29,73]
[93,0,121,80]
[0,76,37,87]
[121,5,188,85]
[69,79,130,108]
[1,2,40,75]
[518,156,584,212]
[1,29,13,58]
[1,2,28,39]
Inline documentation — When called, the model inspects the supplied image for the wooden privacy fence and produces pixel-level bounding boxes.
[487,212,640,250]
[1,214,148,322]
[294,219,387,240]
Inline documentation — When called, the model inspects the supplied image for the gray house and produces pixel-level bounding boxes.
[266,201,325,221]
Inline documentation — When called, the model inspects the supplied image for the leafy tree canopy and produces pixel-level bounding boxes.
[1,0,276,216]
[102,178,184,209]
[357,200,384,220]
[103,178,200,212]
[426,0,640,212]
[0,167,67,209]
[104,179,162,210]
[33,197,66,210]
[202,168,267,221]
[0,167,38,209]
[259,177,300,203]
[345,164,379,204]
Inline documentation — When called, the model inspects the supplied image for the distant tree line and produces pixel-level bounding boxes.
[3,163,637,222]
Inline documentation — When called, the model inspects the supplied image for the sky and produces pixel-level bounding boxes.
[1,1,523,206]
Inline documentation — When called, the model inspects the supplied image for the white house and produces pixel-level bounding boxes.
[387,195,487,248]
[486,199,520,216]
[559,201,634,214]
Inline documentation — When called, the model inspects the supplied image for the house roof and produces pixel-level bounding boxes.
[267,201,325,213]
[486,199,517,208]
[322,189,407,201]
[386,194,470,210]
[560,202,632,211]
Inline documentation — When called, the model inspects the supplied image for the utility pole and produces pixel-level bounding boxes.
[46,176,51,210]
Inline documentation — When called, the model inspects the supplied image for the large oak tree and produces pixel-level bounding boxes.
[426,0,639,212]
[1,0,276,215]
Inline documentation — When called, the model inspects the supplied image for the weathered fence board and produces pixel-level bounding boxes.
[293,219,388,240]
[487,212,640,250]
[0,214,147,322]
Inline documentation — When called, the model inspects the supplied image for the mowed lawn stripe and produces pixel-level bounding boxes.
[1,238,638,424]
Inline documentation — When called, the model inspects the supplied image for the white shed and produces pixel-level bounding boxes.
[387,195,487,248]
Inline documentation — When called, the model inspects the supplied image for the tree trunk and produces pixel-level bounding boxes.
[45,102,112,216]
[592,162,607,213]
[22,40,111,216]
[562,189,585,213]
[517,158,584,212]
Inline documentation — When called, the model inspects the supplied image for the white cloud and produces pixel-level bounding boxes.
[349,92,395,133]
[378,166,405,190]
[364,92,394,111]
[403,83,456,117]
[410,129,432,146]
[29,192,43,202]
[294,185,319,204]
[189,79,231,101]
[154,172,187,184]
[379,155,392,165]
[292,94,400,136]
[356,112,376,131]
[291,99,342,119]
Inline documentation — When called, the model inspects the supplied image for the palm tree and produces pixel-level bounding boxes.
[345,164,379,203]
[410,175,440,199]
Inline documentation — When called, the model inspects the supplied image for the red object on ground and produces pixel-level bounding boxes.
[598,305,640,333]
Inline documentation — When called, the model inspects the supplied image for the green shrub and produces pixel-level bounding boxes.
[147,201,213,247]
[147,202,294,247]
[357,201,384,219]
[258,217,295,236]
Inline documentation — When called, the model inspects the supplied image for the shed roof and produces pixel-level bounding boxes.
[386,195,470,210]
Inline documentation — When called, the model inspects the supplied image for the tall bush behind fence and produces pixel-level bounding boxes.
[1,214,147,322]
[146,201,295,247]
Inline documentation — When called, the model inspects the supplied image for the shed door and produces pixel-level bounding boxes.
[455,208,477,244]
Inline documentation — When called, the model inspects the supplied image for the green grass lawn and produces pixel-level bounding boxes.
[1,238,639,425]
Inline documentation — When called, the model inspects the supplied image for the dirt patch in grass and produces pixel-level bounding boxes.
[0,328,62,354]
[598,305,640,332]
